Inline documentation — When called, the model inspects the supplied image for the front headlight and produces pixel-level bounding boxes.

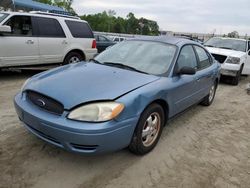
[225,57,240,64]
[21,78,31,92]
[67,102,124,122]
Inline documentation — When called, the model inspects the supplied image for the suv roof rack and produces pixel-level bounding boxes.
[30,11,80,20]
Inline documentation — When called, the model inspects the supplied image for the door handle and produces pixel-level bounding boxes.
[26,40,34,44]
[196,78,201,82]
[62,40,68,45]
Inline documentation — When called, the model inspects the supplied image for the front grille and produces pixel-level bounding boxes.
[211,54,227,64]
[26,90,64,115]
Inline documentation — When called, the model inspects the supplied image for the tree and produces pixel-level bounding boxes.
[80,11,160,35]
[227,31,239,38]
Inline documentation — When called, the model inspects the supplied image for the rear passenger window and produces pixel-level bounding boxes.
[194,46,211,69]
[4,16,33,36]
[176,45,197,71]
[65,20,93,38]
[35,17,65,38]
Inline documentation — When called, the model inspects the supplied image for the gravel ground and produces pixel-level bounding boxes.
[0,70,250,188]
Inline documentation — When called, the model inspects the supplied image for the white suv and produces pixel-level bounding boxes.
[205,37,250,85]
[0,11,97,68]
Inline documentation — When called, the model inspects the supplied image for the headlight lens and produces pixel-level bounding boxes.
[225,57,240,64]
[21,78,30,92]
[67,102,124,122]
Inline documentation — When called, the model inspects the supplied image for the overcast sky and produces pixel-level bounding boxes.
[72,0,250,35]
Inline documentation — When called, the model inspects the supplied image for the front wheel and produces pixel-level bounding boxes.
[129,103,165,155]
[200,82,217,106]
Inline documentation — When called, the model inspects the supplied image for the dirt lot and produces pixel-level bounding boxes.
[1,70,250,188]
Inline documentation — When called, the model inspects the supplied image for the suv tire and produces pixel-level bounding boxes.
[63,52,84,65]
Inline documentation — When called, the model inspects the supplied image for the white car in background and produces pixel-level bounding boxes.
[0,11,97,68]
[205,37,250,85]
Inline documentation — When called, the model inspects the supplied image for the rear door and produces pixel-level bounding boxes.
[171,45,200,114]
[193,45,214,99]
[243,41,250,74]
[0,15,39,67]
[33,16,67,64]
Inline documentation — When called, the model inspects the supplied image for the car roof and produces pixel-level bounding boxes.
[1,11,86,22]
[128,36,201,47]
[211,37,247,41]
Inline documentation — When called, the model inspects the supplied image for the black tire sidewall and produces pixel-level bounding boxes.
[64,52,83,65]
[129,103,165,155]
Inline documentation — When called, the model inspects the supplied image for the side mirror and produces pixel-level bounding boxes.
[248,50,250,56]
[178,66,196,75]
[0,25,11,33]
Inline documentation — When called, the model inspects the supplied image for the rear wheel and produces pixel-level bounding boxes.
[200,81,217,106]
[63,52,84,65]
[129,103,165,155]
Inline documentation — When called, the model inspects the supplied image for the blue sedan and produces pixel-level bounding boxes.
[14,37,220,155]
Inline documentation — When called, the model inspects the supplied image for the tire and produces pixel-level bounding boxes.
[200,81,217,106]
[129,103,165,155]
[231,65,243,86]
[63,52,84,65]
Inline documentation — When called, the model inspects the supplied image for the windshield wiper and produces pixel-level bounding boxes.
[204,45,215,47]
[89,59,102,64]
[103,62,149,74]
[218,46,234,50]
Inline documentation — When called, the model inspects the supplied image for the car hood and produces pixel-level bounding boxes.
[25,62,160,109]
[206,47,245,58]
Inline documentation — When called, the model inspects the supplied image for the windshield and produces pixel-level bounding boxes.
[0,13,8,23]
[205,38,247,52]
[95,41,177,75]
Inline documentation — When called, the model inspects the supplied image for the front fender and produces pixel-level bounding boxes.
[115,78,172,122]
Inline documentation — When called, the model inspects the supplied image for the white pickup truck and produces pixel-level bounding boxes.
[205,37,250,85]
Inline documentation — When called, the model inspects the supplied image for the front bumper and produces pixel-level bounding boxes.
[14,92,138,155]
[220,63,241,77]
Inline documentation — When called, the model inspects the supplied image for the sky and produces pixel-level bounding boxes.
[72,0,250,36]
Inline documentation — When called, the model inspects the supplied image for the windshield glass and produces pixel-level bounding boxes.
[95,41,177,75]
[0,13,8,23]
[205,38,247,52]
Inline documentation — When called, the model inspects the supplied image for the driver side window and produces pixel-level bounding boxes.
[176,45,197,72]
[4,15,33,36]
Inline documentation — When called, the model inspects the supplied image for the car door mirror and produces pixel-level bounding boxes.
[0,25,11,33]
[248,50,250,56]
[178,66,196,75]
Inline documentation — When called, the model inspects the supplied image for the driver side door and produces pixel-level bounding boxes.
[0,15,39,67]
[170,45,200,115]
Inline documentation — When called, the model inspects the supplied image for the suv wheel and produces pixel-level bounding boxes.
[129,103,165,155]
[64,52,84,65]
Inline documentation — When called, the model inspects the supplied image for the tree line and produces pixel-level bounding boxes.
[81,11,160,35]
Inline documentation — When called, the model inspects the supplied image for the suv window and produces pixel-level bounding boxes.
[65,20,93,38]
[0,13,9,23]
[4,15,33,36]
[194,46,211,69]
[34,17,65,38]
[176,45,197,71]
